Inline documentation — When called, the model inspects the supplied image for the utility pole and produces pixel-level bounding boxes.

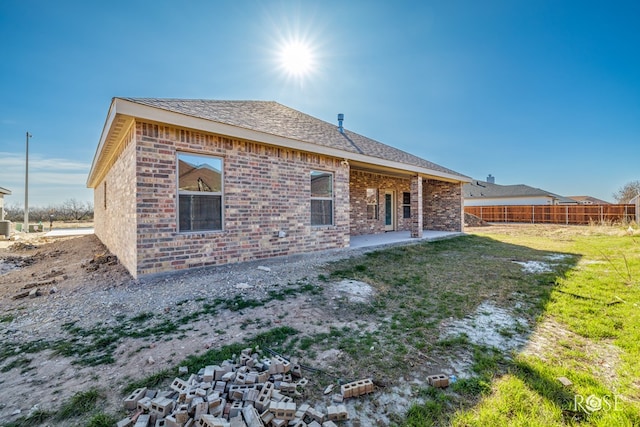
[24,132,32,231]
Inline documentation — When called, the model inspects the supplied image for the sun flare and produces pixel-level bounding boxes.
[279,41,314,77]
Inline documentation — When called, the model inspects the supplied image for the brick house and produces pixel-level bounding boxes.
[87,98,469,278]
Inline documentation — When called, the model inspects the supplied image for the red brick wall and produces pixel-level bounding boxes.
[94,126,138,275]
[130,121,350,276]
[349,170,412,236]
[423,180,463,232]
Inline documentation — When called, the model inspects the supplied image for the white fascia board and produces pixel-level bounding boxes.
[114,98,470,183]
[87,99,119,187]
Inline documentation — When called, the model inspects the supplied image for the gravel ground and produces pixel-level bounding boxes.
[0,233,406,425]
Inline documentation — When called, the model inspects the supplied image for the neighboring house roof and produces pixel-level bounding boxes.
[87,98,470,187]
[0,187,11,195]
[567,196,611,205]
[464,180,577,204]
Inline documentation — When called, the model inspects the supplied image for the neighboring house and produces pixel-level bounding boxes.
[0,186,11,221]
[567,196,611,205]
[87,98,470,278]
[463,179,577,206]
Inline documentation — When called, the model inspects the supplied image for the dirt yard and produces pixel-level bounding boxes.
[0,232,405,425]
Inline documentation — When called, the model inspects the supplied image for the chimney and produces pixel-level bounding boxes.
[337,113,344,134]
[487,174,495,184]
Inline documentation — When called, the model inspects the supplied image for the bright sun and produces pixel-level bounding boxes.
[279,41,314,77]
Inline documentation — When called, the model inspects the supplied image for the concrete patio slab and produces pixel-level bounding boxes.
[349,230,464,249]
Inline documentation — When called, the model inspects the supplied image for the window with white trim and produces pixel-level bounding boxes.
[178,153,223,232]
[402,192,411,219]
[366,188,378,220]
[310,170,333,226]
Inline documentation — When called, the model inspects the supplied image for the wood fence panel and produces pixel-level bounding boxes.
[466,204,636,225]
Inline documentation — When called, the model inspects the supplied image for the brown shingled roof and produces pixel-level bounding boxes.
[122,98,467,179]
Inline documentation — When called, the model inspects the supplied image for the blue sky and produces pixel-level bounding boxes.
[1,0,638,207]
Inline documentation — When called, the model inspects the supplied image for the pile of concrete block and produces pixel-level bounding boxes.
[117,348,374,427]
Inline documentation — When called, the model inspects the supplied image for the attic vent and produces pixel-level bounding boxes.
[337,113,344,134]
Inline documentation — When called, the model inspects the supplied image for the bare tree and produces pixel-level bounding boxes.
[613,181,640,204]
[61,198,93,221]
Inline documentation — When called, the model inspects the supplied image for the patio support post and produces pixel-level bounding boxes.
[411,175,423,238]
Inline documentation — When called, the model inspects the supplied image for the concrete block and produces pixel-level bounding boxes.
[235,372,247,385]
[179,366,189,375]
[203,366,215,382]
[150,396,174,418]
[229,415,245,427]
[197,414,227,427]
[163,415,181,427]
[209,398,226,417]
[171,378,189,394]
[117,417,133,427]
[260,408,274,425]
[557,377,573,387]
[134,414,151,427]
[269,401,296,420]
[291,364,303,378]
[256,371,269,383]
[125,388,148,410]
[155,419,167,427]
[221,371,236,382]
[245,372,258,384]
[341,378,374,398]
[427,374,449,388]
[305,407,325,424]
[322,421,338,427]
[214,381,227,394]
[243,388,258,403]
[327,404,348,421]
[137,396,152,412]
[241,404,263,427]
[174,407,190,424]
[193,397,209,420]
[279,382,296,394]
[229,400,243,418]
[271,419,287,427]
[307,421,322,427]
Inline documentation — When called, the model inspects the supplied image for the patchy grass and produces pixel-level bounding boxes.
[0,280,318,369]
[320,234,576,386]
[8,224,640,426]
[4,388,108,427]
[443,225,640,427]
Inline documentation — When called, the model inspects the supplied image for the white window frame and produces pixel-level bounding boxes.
[310,170,334,226]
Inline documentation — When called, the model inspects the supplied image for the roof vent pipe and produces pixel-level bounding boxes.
[337,113,344,134]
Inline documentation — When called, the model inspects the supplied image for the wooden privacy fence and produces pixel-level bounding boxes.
[465,204,637,225]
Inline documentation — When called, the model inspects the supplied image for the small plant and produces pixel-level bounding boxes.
[86,412,119,427]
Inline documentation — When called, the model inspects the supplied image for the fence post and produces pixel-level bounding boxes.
[566,205,569,225]
[504,205,507,222]
[532,205,535,224]
[600,205,603,224]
